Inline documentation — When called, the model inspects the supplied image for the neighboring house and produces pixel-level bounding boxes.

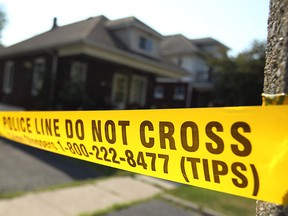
[154,34,229,108]
[0,16,186,110]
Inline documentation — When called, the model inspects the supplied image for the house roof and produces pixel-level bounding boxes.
[160,35,229,56]
[191,37,229,50]
[105,16,162,39]
[0,16,114,56]
[160,34,200,56]
[0,16,186,78]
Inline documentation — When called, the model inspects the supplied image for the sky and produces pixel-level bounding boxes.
[0,0,269,56]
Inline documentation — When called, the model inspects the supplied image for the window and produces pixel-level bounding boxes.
[68,61,87,99]
[3,61,15,94]
[31,58,46,96]
[196,71,210,82]
[138,36,153,52]
[70,62,87,85]
[154,86,164,99]
[129,75,147,106]
[173,86,185,100]
[112,73,129,109]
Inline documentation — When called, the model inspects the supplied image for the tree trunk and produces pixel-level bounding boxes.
[257,0,288,215]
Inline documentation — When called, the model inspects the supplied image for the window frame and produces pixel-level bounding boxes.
[111,73,129,109]
[3,61,15,94]
[138,36,153,52]
[67,61,88,100]
[173,86,186,100]
[154,85,164,99]
[31,58,46,96]
[70,61,87,85]
[129,75,147,106]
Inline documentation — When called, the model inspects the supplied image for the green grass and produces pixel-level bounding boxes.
[0,191,27,200]
[168,185,255,216]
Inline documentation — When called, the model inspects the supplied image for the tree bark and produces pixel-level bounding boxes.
[258,0,288,215]
[264,0,288,94]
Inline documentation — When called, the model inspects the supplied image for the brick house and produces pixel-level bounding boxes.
[0,16,228,110]
[0,16,187,110]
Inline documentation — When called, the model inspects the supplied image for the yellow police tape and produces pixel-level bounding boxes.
[262,93,288,106]
[0,106,287,205]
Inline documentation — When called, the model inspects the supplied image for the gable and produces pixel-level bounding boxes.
[105,17,163,59]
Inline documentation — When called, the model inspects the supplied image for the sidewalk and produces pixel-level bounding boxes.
[0,175,176,216]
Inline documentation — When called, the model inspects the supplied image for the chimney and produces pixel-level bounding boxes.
[51,17,58,30]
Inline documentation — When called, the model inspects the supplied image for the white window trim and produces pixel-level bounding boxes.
[3,61,15,94]
[66,61,88,100]
[138,36,153,52]
[70,61,87,84]
[31,58,46,96]
[129,75,147,106]
[111,73,129,109]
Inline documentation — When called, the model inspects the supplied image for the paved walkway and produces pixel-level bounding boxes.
[0,175,177,216]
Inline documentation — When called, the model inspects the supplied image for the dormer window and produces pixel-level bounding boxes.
[139,36,153,52]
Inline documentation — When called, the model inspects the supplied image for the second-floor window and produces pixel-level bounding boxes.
[3,61,15,94]
[139,36,153,52]
[31,58,46,96]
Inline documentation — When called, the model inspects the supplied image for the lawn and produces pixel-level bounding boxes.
[168,185,255,216]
